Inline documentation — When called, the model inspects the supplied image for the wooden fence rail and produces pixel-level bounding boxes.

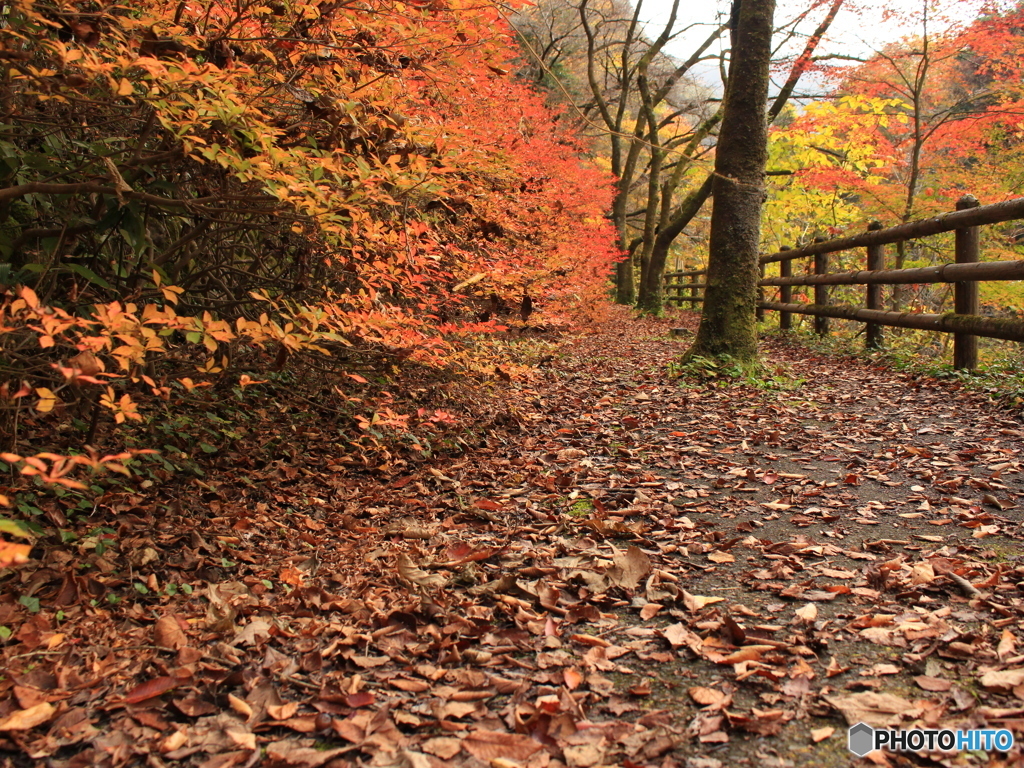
[664,194,1024,369]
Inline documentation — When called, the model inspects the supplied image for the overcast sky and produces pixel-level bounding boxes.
[634,0,995,92]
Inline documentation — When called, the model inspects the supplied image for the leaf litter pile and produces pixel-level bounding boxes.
[4,308,1024,768]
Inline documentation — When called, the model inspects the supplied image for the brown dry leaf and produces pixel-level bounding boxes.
[0,702,55,731]
[866,664,901,676]
[688,687,727,708]
[263,740,348,766]
[825,656,850,677]
[397,553,447,591]
[661,622,702,653]
[682,591,725,612]
[720,646,773,664]
[811,726,835,743]
[982,494,1007,509]
[627,679,652,696]
[154,615,188,649]
[124,676,180,705]
[462,730,542,762]
[563,667,584,691]
[794,603,817,623]
[391,677,431,693]
[437,700,477,720]
[233,617,274,647]
[980,669,1024,692]
[422,737,462,759]
[606,545,651,589]
[267,701,300,720]
[384,519,435,539]
[69,350,103,375]
[707,550,735,564]
[228,693,254,719]
[910,562,935,585]
[160,730,188,753]
[640,602,663,620]
[275,716,318,733]
[564,741,607,766]
[914,675,952,692]
[204,581,255,632]
[13,686,46,710]
[998,629,1017,661]
[825,692,919,727]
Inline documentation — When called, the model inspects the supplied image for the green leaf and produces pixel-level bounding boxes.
[134,583,150,595]
[19,595,40,613]
[199,443,217,454]
[64,262,113,289]
[261,579,274,590]
[16,501,43,517]
[0,626,11,640]
[181,584,193,595]
[221,558,236,568]
[0,518,34,538]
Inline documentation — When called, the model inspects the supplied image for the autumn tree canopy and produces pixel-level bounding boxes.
[511,0,847,315]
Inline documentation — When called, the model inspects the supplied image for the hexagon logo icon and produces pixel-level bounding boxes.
[848,722,875,756]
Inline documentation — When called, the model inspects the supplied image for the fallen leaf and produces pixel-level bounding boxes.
[0,702,55,731]
[124,677,180,705]
[606,545,651,589]
[825,692,919,727]
[998,628,1017,661]
[980,669,1024,692]
[422,737,462,759]
[397,553,446,591]
[794,603,817,623]
[689,687,727,708]
[462,730,542,762]
[913,675,952,692]
[683,591,725,612]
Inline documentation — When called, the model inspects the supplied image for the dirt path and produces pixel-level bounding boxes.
[4,308,1024,768]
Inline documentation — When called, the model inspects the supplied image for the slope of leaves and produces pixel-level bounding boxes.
[0,0,620,550]
[3,309,1024,767]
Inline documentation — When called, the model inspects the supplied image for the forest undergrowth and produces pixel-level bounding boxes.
[3,308,1024,768]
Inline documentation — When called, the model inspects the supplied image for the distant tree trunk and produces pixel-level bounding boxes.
[685,0,775,362]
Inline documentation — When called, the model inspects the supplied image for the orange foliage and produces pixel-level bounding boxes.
[0,0,619,517]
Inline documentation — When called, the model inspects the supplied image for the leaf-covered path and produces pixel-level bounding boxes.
[4,309,1024,768]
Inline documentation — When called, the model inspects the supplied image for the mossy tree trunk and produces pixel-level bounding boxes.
[686,0,775,362]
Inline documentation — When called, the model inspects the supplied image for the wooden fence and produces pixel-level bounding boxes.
[665,194,1024,369]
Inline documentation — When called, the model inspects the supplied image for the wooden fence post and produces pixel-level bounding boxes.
[779,246,792,330]
[866,221,884,350]
[954,194,981,370]
[813,236,829,336]
[689,271,699,305]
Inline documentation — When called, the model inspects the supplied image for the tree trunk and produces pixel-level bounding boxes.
[615,253,635,304]
[686,0,775,362]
